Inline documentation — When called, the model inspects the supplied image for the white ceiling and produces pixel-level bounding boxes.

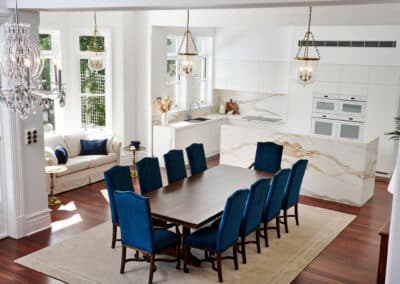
[8,0,400,11]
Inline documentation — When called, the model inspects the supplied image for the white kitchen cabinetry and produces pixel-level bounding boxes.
[153,118,227,166]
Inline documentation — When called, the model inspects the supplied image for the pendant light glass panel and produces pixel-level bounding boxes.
[88,12,105,73]
[177,9,198,76]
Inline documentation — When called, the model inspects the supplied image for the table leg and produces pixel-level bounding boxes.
[182,226,201,268]
[132,150,138,179]
[48,173,61,206]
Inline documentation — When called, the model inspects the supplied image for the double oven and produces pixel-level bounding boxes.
[311,93,366,142]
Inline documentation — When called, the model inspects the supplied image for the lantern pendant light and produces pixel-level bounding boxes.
[295,6,320,85]
[88,11,105,73]
[177,9,198,76]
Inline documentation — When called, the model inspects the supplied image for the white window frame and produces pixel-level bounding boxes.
[39,29,61,133]
[165,34,213,112]
[76,29,112,134]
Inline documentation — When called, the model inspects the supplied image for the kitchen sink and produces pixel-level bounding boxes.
[184,117,210,123]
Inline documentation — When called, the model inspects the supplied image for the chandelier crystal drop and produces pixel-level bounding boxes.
[87,11,105,73]
[177,9,198,76]
[294,6,320,86]
[0,0,66,119]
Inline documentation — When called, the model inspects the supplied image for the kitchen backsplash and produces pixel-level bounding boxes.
[214,89,289,121]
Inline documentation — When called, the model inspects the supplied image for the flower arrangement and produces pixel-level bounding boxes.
[153,96,173,113]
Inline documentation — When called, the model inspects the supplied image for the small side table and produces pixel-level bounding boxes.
[45,165,67,206]
[123,145,146,178]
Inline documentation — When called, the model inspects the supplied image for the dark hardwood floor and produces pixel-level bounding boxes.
[0,155,392,283]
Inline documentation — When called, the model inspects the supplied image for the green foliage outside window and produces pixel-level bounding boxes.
[80,59,105,93]
[39,34,52,50]
[81,96,106,127]
[41,58,51,91]
[79,36,105,52]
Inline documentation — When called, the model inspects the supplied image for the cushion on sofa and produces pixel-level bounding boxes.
[45,146,58,165]
[64,133,88,157]
[54,145,69,164]
[87,153,117,167]
[56,156,91,177]
[106,136,114,153]
[80,139,108,155]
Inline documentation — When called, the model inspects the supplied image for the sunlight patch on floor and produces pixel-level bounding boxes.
[51,214,82,232]
[58,201,77,212]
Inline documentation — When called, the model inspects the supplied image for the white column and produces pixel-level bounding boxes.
[0,9,50,238]
[386,141,400,283]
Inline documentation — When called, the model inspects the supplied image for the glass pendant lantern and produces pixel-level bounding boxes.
[295,6,320,86]
[177,9,198,76]
[87,11,105,73]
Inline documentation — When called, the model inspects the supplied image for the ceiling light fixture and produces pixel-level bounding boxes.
[0,0,65,119]
[177,9,198,76]
[295,6,320,86]
[87,11,105,73]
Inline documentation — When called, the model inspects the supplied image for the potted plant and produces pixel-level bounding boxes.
[386,117,400,140]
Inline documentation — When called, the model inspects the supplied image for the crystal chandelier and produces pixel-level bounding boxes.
[177,9,198,76]
[87,11,105,73]
[294,6,320,85]
[0,0,65,119]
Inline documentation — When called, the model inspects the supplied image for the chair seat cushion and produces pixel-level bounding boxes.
[184,225,218,251]
[153,229,179,252]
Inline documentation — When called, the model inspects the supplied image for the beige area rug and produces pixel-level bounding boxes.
[16,204,355,284]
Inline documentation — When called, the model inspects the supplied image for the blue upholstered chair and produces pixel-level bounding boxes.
[115,191,180,284]
[281,159,308,233]
[249,142,283,173]
[183,189,249,283]
[136,157,163,195]
[261,169,291,247]
[239,178,270,264]
[185,143,208,175]
[163,149,187,184]
[104,165,134,248]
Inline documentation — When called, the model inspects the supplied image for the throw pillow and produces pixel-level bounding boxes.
[45,146,58,165]
[54,145,69,164]
[80,139,108,156]
[106,136,114,153]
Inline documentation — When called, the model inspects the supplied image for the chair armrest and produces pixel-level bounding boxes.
[248,162,255,169]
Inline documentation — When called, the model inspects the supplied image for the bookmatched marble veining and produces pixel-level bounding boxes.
[220,125,379,206]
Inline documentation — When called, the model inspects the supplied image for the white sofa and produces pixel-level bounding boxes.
[44,132,122,195]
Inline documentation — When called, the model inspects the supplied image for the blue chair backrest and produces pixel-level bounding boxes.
[283,159,308,209]
[186,143,207,175]
[114,191,154,252]
[216,189,249,252]
[136,157,163,195]
[241,178,270,236]
[264,169,291,222]
[254,142,283,173]
[104,166,134,224]
[164,149,187,184]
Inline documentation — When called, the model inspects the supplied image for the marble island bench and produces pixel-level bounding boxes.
[220,124,379,207]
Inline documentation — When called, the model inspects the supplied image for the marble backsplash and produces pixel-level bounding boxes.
[214,89,289,121]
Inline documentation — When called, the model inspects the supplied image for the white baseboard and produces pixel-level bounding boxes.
[25,208,51,236]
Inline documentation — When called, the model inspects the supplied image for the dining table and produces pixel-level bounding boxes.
[145,164,273,267]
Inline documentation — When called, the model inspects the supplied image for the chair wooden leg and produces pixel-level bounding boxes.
[120,245,126,274]
[256,229,261,253]
[284,209,289,233]
[233,243,239,270]
[276,216,281,239]
[148,254,155,284]
[112,223,117,249]
[175,243,181,270]
[263,222,269,247]
[217,252,223,282]
[183,244,189,273]
[295,204,299,226]
[240,236,247,264]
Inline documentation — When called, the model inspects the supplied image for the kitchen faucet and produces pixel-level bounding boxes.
[186,101,200,120]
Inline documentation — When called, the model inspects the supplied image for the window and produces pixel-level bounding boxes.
[166,35,213,110]
[39,32,60,132]
[78,35,110,130]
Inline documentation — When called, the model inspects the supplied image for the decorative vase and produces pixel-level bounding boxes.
[161,112,168,126]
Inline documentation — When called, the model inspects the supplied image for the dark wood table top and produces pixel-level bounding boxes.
[146,164,273,229]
